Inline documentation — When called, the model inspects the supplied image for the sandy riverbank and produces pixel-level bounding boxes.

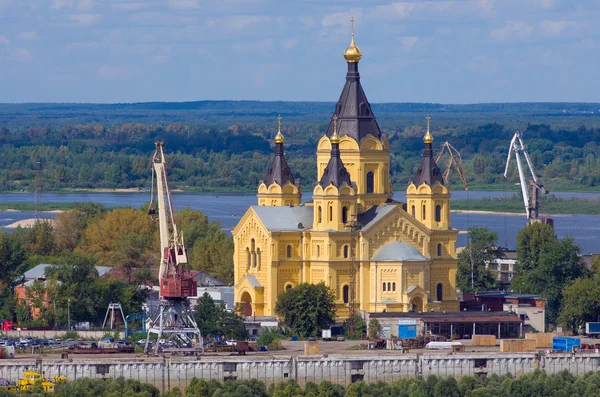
[4,218,56,228]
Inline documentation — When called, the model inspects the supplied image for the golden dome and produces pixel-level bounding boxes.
[424,115,433,144]
[331,114,340,144]
[344,33,362,63]
[275,115,284,144]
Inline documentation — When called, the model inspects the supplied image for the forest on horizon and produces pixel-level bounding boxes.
[1,100,600,193]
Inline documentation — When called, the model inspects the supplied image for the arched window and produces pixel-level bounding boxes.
[246,248,251,270]
[366,172,374,193]
[286,284,293,292]
[286,245,292,258]
[343,285,349,303]
[422,205,426,221]
[318,206,322,223]
[435,205,442,222]
[342,206,348,224]
[411,205,416,217]
[329,205,333,222]
[392,282,396,292]
[387,282,391,292]
[436,283,443,301]
[343,245,349,258]
[437,243,442,257]
[383,282,386,292]
[317,245,321,258]
[251,239,256,267]
[256,248,261,270]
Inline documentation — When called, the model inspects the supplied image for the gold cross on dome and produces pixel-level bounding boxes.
[426,114,431,132]
[277,114,281,133]
[333,114,338,134]
[350,17,355,33]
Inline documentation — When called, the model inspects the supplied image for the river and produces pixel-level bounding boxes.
[0,191,599,253]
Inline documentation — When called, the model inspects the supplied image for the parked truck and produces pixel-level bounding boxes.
[322,329,332,341]
[585,322,600,337]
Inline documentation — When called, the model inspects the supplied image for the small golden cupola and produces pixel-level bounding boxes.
[257,115,301,207]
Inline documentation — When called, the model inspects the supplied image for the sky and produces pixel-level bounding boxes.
[0,0,598,104]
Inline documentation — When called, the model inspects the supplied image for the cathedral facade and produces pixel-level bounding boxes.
[233,31,459,318]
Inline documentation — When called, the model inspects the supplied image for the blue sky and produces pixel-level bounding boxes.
[0,0,598,103]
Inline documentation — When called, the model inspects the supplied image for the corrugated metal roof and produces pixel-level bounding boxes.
[251,205,313,232]
[371,241,428,262]
[20,264,111,281]
[370,311,522,323]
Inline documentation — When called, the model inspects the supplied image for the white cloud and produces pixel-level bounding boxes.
[97,64,127,80]
[538,20,571,37]
[111,2,147,11]
[489,21,534,41]
[531,0,557,9]
[370,2,416,20]
[69,13,99,26]
[76,0,94,11]
[397,36,418,50]
[19,31,37,40]
[52,0,72,9]
[8,48,34,63]
[0,35,9,45]
[321,11,362,29]
[206,15,264,30]
[167,0,199,9]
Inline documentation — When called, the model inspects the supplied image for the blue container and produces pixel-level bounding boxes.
[552,337,580,352]
[259,345,268,352]
[291,336,298,341]
[398,324,417,339]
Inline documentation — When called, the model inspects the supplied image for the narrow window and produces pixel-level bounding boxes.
[366,172,374,193]
[329,206,333,222]
[387,282,391,292]
[257,248,261,270]
[383,283,386,292]
[437,243,442,257]
[286,284,293,292]
[392,282,396,292]
[437,283,443,301]
[342,206,348,224]
[246,248,251,270]
[286,245,292,258]
[318,206,322,223]
[422,205,426,221]
[435,205,442,222]
[343,285,349,303]
[411,205,415,217]
[251,239,256,267]
[317,245,321,258]
[343,245,349,258]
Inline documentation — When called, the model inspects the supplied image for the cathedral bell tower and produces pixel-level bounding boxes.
[257,116,301,206]
[316,20,392,213]
[313,115,357,232]
[406,116,450,230]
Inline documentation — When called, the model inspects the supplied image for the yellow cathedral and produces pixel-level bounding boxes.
[233,30,460,319]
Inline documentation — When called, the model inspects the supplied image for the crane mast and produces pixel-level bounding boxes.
[145,141,202,356]
[435,141,469,190]
[504,131,551,224]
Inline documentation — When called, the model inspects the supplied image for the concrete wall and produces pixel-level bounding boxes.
[1,353,599,393]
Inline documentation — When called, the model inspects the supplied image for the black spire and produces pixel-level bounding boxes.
[412,116,444,187]
[262,116,296,187]
[319,116,352,188]
[325,56,382,142]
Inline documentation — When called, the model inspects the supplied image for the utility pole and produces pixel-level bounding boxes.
[34,160,41,218]
[345,214,361,334]
[68,298,71,331]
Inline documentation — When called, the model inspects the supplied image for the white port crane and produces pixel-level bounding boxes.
[503,131,550,222]
[144,141,202,356]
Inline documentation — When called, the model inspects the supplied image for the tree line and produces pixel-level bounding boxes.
[3,369,600,397]
[0,204,233,328]
[2,118,600,193]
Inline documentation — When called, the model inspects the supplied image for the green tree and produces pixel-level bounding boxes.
[28,219,55,255]
[457,227,503,293]
[275,282,336,337]
[559,275,600,332]
[513,223,590,326]
[194,292,246,339]
[367,318,382,339]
